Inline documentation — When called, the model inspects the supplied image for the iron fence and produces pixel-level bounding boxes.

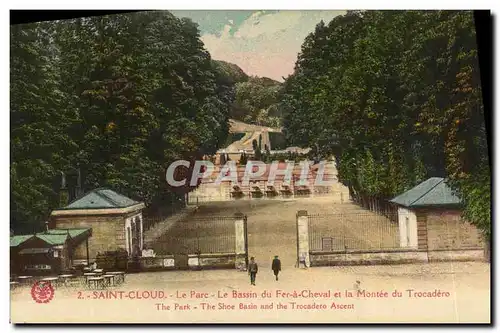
[308,212,400,252]
[151,216,236,255]
[143,201,187,232]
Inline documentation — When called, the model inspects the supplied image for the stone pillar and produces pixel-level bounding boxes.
[188,254,200,270]
[234,212,247,270]
[139,215,144,251]
[296,210,310,268]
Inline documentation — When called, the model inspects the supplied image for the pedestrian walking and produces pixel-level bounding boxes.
[248,257,258,286]
[272,255,281,281]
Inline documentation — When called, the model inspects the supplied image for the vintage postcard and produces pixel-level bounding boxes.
[9,9,491,324]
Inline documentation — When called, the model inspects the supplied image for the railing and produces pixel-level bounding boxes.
[142,200,187,232]
[350,194,398,219]
[308,212,400,252]
[151,216,236,255]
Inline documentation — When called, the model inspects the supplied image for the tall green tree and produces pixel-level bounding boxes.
[10,22,77,231]
[282,10,490,237]
[10,11,234,231]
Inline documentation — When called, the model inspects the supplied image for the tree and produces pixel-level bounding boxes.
[252,139,262,161]
[10,11,234,231]
[233,76,283,127]
[10,22,77,231]
[239,152,248,165]
[282,11,490,237]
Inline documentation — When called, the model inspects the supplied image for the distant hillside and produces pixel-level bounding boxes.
[247,76,281,87]
[212,60,249,84]
[233,75,283,127]
[212,60,286,128]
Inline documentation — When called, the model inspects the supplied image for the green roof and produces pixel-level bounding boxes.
[35,233,69,246]
[390,177,461,208]
[10,235,34,247]
[19,248,51,255]
[44,228,91,238]
[58,188,140,210]
[11,228,91,249]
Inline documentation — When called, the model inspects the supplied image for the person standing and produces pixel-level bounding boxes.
[248,257,258,286]
[272,255,281,281]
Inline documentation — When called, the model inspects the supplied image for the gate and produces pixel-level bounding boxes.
[145,212,250,270]
[151,216,236,256]
[308,211,400,252]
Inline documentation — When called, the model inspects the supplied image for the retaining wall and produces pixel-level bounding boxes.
[132,253,237,272]
[309,248,485,266]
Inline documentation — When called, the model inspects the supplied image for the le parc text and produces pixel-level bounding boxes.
[176,290,258,299]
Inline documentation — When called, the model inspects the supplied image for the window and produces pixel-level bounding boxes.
[135,216,142,249]
[135,217,141,235]
[127,227,132,254]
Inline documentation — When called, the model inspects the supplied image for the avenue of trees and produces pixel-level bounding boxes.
[11,11,490,240]
[11,12,233,231]
[282,11,490,238]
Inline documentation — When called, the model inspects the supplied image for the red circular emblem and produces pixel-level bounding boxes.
[31,281,55,304]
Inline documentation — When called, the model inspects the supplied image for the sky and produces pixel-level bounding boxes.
[171,10,346,82]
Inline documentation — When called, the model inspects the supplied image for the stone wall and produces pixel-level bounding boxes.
[187,182,232,203]
[416,212,428,250]
[414,208,484,251]
[197,253,236,269]
[51,214,125,260]
[134,253,236,272]
[137,255,176,271]
[309,248,485,266]
[424,209,484,250]
[427,249,484,262]
[310,249,429,266]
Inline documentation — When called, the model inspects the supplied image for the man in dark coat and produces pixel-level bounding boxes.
[272,255,281,281]
[248,257,258,286]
